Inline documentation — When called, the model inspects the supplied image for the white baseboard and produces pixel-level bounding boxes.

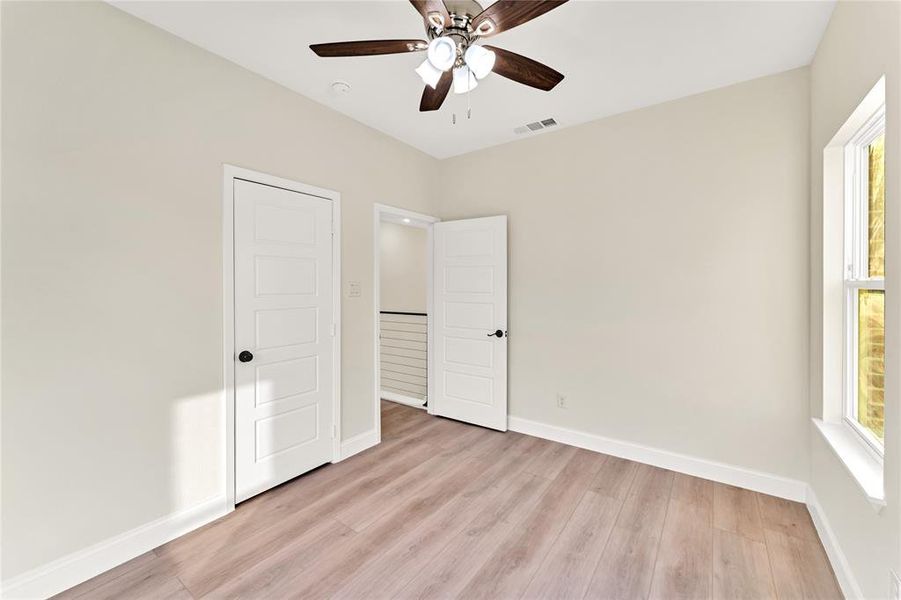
[380,391,426,409]
[806,487,864,600]
[339,428,380,461]
[507,416,808,502]
[1,494,229,600]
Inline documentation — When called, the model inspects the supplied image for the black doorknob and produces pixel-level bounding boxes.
[487,329,504,338]
[238,350,254,363]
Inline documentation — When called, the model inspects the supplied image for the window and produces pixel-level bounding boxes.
[844,105,885,454]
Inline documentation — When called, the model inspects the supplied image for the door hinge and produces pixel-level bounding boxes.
[332,424,337,439]
[331,323,337,337]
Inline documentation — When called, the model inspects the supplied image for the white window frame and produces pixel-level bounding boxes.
[842,104,886,458]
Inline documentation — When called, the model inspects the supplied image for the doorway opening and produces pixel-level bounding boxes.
[373,204,440,438]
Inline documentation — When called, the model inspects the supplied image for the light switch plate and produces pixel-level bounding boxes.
[347,281,361,298]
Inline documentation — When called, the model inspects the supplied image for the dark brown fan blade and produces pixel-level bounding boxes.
[409,0,451,28]
[419,71,453,111]
[483,45,563,91]
[471,0,568,37]
[310,39,427,57]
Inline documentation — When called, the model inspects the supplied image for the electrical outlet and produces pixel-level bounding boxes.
[556,394,567,409]
[890,570,900,600]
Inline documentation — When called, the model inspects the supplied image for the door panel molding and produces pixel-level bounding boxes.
[223,164,341,511]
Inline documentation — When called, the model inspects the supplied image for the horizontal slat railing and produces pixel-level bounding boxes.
[380,311,427,402]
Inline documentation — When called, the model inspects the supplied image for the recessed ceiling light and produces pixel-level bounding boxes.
[330,80,351,95]
[402,218,411,223]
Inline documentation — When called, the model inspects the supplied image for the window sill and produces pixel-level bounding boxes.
[813,418,885,511]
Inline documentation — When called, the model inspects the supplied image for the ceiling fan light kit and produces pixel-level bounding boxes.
[310,0,568,112]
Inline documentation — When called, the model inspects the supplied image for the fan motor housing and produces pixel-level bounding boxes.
[443,0,484,24]
[426,0,484,66]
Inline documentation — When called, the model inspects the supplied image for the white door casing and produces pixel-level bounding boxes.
[433,216,508,431]
[233,178,335,503]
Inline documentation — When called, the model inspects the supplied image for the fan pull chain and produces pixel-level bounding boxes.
[451,70,474,125]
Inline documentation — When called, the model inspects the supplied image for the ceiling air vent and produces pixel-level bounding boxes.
[514,118,559,135]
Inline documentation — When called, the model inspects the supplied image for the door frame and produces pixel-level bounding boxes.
[222,164,342,510]
[373,203,440,440]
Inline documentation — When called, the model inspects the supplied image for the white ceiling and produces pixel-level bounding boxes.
[112,0,834,159]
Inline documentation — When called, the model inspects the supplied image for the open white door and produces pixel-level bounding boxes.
[433,216,507,431]
[234,179,335,503]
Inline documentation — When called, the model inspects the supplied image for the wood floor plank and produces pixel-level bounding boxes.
[648,474,714,600]
[757,493,818,541]
[53,551,190,600]
[397,471,554,599]
[159,412,443,572]
[618,464,676,529]
[670,473,714,509]
[765,528,843,600]
[52,552,158,600]
[713,482,765,543]
[381,408,432,439]
[332,434,544,599]
[381,409,440,444]
[455,448,607,599]
[380,409,423,433]
[422,416,494,451]
[280,429,511,599]
[590,454,640,501]
[522,490,621,599]
[380,399,405,415]
[586,464,675,600]
[523,437,580,479]
[713,529,776,600]
[197,518,355,598]
[334,427,488,531]
[156,428,447,596]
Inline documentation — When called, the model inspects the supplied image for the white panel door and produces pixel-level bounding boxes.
[234,179,334,503]
[433,216,507,431]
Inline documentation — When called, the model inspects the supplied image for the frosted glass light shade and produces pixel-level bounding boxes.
[453,67,478,94]
[415,59,443,89]
[427,37,456,71]
[464,44,495,79]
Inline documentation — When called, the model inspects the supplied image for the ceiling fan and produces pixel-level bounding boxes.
[310,0,568,112]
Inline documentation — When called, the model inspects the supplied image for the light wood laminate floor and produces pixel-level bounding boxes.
[56,401,843,599]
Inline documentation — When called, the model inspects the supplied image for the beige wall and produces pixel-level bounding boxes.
[809,2,901,597]
[1,1,439,578]
[5,0,891,593]
[437,68,811,482]
[379,222,428,314]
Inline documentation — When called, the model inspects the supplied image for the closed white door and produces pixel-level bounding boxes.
[234,179,334,503]
[433,216,507,431]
